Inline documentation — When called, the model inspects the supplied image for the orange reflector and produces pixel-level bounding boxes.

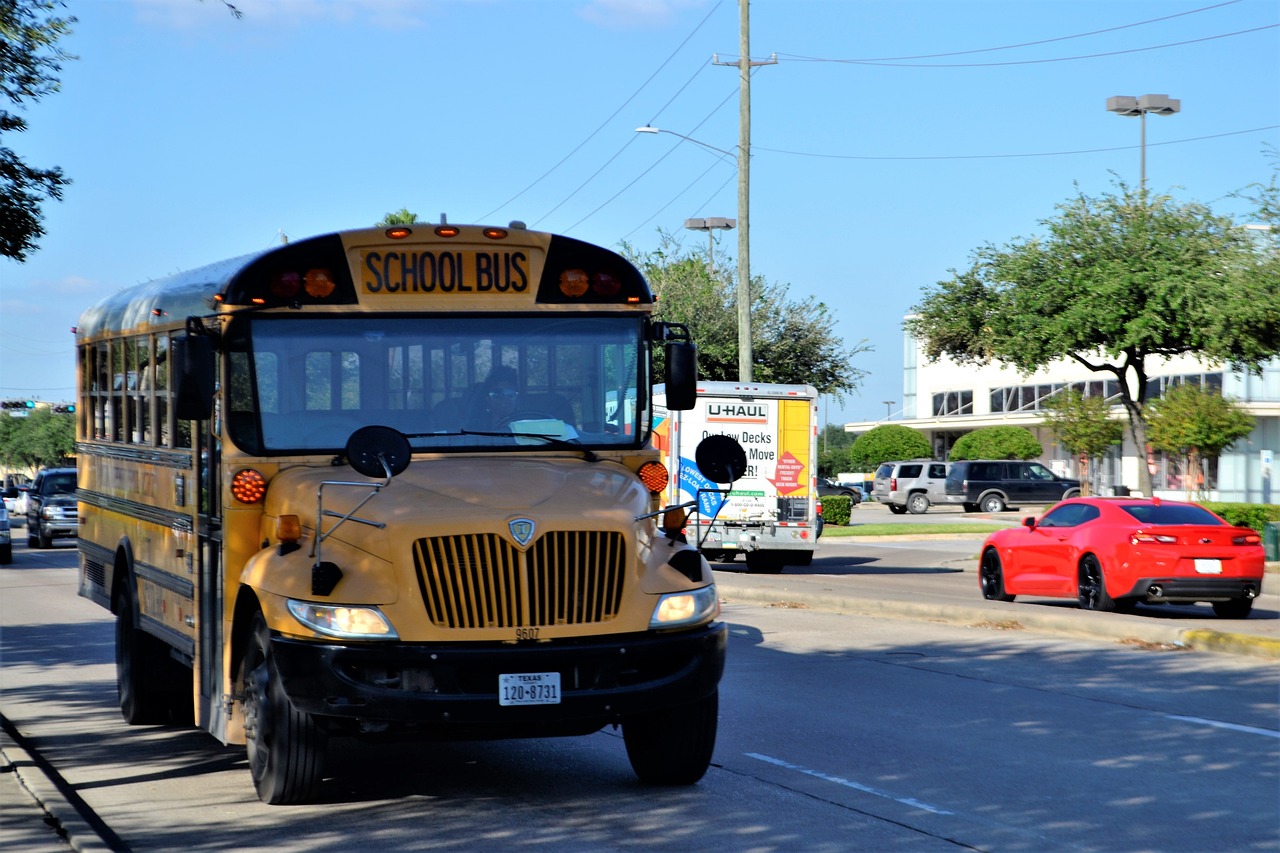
[626,296,641,304]
[304,269,335,298]
[277,514,301,543]
[559,269,589,298]
[385,227,412,239]
[231,469,267,504]
[251,297,266,305]
[638,462,668,493]
[483,228,508,239]
[435,225,460,238]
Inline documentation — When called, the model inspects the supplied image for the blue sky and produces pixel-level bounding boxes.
[1,0,1276,427]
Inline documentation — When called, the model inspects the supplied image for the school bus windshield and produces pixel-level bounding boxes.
[224,313,647,454]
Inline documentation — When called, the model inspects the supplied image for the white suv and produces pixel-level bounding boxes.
[872,460,950,514]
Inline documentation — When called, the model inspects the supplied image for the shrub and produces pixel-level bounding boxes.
[820,494,852,525]
[949,426,1042,461]
[1202,502,1280,533]
[849,424,932,470]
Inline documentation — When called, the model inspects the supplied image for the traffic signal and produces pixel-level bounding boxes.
[53,404,76,414]
[1,400,31,410]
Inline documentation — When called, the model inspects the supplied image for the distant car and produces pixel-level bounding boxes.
[817,477,861,505]
[26,467,78,549]
[978,497,1265,618]
[0,504,10,564]
[11,485,31,518]
[872,460,949,514]
[945,459,1080,513]
[1,486,17,514]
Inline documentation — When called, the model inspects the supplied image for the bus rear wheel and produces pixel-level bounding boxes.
[242,613,326,805]
[116,588,185,725]
[623,690,718,785]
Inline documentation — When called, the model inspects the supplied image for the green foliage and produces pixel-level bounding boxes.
[0,409,75,472]
[1146,384,1255,458]
[1040,389,1124,459]
[848,424,932,469]
[1202,502,1280,534]
[948,426,1042,461]
[620,231,870,396]
[820,494,852,525]
[1,0,75,260]
[817,424,857,477]
[376,208,419,226]
[906,177,1280,495]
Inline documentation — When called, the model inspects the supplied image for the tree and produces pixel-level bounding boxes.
[907,179,1279,496]
[848,424,931,470]
[1145,383,1254,499]
[817,423,855,477]
[0,408,74,473]
[376,208,419,226]
[621,231,869,396]
[1,0,75,261]
[1040,389,1124,495]
[948,426,1042,462]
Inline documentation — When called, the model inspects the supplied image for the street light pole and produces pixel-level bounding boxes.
[883,400,894,420]
[684,217,736,279]
[1105,94,1180,191]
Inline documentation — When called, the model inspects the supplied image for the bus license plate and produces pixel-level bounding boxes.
[499,672,561,706]
[1194,559,1222,574]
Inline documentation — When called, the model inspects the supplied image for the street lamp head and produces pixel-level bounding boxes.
[1106,94,1181,117]
[1106,95,1141,116]
[635,125,660,134]
[684,217,736,232]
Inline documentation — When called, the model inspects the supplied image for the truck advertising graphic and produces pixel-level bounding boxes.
[654,382,819,573]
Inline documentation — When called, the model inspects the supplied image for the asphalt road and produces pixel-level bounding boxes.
[2,517,1277,852]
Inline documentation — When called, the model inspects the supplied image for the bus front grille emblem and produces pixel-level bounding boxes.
[509,518,535,547]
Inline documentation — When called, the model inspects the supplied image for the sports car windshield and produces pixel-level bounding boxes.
[225,314,649,454]
[1121,504,1223,526]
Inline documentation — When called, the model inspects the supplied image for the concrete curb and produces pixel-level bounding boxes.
[715,578,1280,660]
[1,726,113,853]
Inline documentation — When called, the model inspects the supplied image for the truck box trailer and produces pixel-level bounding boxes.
[654,382,819,573]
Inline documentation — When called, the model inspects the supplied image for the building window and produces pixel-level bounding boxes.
[932,390,973,417]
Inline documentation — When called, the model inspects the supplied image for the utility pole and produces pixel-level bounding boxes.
[714,0,775,382]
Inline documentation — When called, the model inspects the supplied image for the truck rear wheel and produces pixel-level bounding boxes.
[623,690,718,785]
[242,613,326,804]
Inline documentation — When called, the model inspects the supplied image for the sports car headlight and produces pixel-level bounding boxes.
[649,585,719,629]
[286,600,399,640]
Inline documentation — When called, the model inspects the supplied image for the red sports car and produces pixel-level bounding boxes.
[979,497,1265,618]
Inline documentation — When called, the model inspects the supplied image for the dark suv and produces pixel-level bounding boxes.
[27,467,78,549]
[944,460,1080,513]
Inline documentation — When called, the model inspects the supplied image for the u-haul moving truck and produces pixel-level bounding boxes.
[654,382,819,573]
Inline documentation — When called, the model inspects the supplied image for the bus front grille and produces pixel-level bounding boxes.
[413,531,627,629]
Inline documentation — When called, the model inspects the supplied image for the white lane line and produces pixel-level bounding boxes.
[1164,714,1280,739]
[745,752,954,815]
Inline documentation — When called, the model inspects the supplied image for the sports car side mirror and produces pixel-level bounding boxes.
[1022,517,1036,529]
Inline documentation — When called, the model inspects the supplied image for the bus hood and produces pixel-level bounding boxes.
[265,456,654,553]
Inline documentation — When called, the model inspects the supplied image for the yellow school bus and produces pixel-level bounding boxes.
[74,221,729,803]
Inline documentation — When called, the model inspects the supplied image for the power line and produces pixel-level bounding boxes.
[477,0,724,222]
[751,126,1278,162]
[779,24,1278,68]
[781,0,1246,62]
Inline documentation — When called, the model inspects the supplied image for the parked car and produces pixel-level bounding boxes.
[871,460,950,514]
[26,467,78,549]
[1,485,19,514]
[0,504,11,564]
[944,459,1080,513]
[978,497,1265,618]
[817,477,861,505]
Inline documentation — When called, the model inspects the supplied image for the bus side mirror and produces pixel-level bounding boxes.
[664,341,698,411]
[173,334,216,421]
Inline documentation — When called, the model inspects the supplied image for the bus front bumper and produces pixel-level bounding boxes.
[269,622,726,734]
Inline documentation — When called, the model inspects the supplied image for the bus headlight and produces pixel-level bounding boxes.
[649,585,719,630]
[286,600,399,640]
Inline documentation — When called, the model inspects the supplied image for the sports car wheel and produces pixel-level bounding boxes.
[979,549,1015,602]
[1077,555,1116,612]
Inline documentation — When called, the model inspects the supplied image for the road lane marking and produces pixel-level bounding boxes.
[1165,714,1280,739]
[745,752,954,815]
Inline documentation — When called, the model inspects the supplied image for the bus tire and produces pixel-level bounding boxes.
[242,612,326,804]
[116,588,175,725]
[623,689,717,785]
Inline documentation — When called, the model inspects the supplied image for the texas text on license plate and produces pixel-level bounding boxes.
[1194,558,1223,574]
[499,672,561,706]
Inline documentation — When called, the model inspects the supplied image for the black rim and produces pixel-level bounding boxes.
[980,552,1000,599]
[1079,560,1101,609]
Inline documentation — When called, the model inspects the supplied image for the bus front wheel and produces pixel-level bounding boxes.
[623,690,718,785]
[242,613,326,805]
